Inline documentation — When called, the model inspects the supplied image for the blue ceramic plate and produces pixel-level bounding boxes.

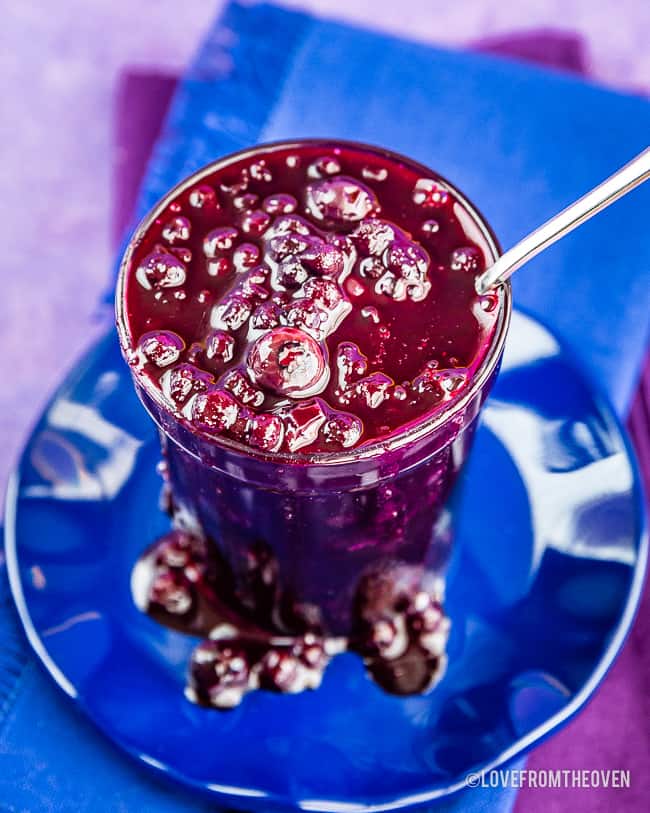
[5,311,647,811]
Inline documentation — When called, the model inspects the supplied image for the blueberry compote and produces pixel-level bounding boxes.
[119,141,509,708]
[123,143,499,451]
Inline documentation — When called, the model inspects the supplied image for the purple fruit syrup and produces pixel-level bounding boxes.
[122,143,499,453]
[118,141,510,708]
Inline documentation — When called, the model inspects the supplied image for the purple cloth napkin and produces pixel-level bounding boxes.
[474,29,588,74]
[112,28,649,813]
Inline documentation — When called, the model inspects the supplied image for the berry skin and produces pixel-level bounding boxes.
[321,412,363,449]
[450,246,482,273]
[240,209,272,236]
[233,193,259,211]
[299,241,345,277]
[308,155,342,177]
[188,184,218,209]
[263,193,297,214]
[297,634,328,670]
[250,301,282,331]
[207,256,231,279]
[258,634,328,692]
[222,368,265,407]
[161,363,213,406]
[385,239,429,279]
[191,388,239,433]
[212,294,253,332]
[248,413,284,453]
[306,176,378,222]
[250,160,273,183]
[355,372,393,409]
[240,266,270,301]
[350,564,450,693]
[273,256,309,290]
[352,565,427,658]
[352,219,396,256]
[269,213,312,237]
[203,226,238,257]
[188,639,256,709]
[162,215,191,244]
[233,242,260,270]
[364,647,447,696]
[412,178,450,208]
[137,331,184,368]
[205,330,236,365]
[258,649,301,692]
[412,366,468,400]
[283,400,328,452]
[247,327,327,398]
[302,277,343,310]
[406,591,450,657]
[135,251,186,290]
[338,371,393,409]
[150,570,193,616]
[359,256,385,279]
[140,530,214,630]
[285,299,328,339]
[187,630,329,708]
[269,232,310,259]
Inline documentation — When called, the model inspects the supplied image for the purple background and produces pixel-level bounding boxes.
[1,2,649,812]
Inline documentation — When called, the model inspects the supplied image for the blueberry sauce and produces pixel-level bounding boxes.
[121,142,507,708]
[132,529,449,707]
[122,142,499,455]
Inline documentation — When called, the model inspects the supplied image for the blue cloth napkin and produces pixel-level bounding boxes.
[2,2,650,812]
[140,3,650,415]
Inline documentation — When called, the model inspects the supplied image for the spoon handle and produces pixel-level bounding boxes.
[476,147,650,294]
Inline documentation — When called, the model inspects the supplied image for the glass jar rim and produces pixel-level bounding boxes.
[115,138,512,466]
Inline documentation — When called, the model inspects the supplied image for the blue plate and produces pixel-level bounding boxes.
[4,311,647,811]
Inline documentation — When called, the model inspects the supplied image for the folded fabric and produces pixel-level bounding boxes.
[137,2,650,417]
[2,3,649,812]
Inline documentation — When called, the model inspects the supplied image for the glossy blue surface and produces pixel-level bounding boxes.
[5,310,647,811]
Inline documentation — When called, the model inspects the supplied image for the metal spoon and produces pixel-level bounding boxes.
[476,147,650,295]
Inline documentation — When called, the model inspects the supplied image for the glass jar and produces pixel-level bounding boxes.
[116,140,511,636]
